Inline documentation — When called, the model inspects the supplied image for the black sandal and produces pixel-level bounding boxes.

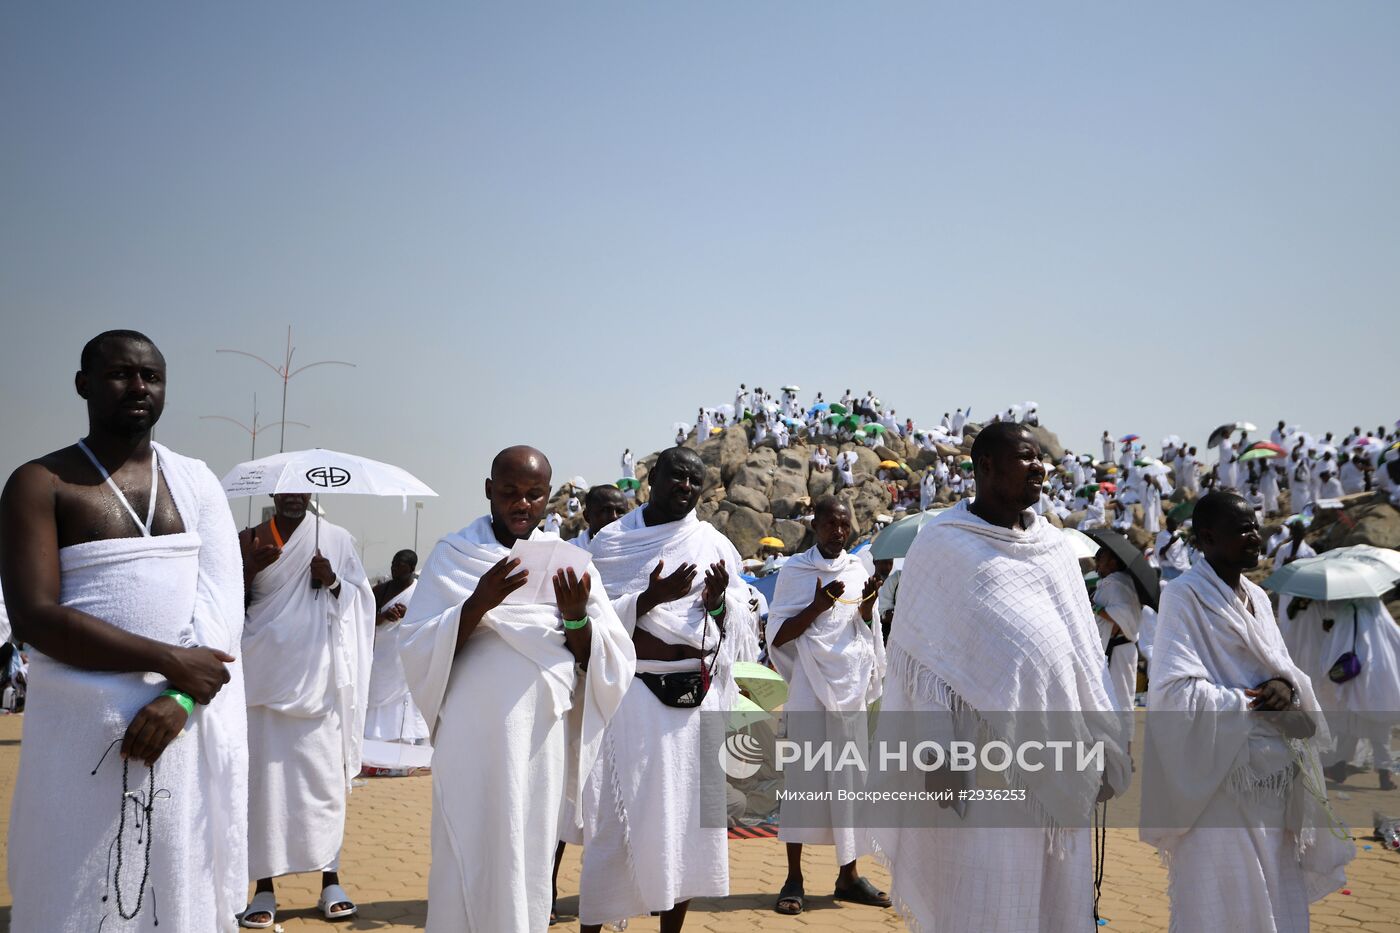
[833,876,892,907]
[775,879,805,915]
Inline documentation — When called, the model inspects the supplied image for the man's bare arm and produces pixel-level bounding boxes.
[0,463,232,702]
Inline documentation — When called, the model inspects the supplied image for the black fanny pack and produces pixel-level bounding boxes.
[637,668,711,708]
[637,612,723,709]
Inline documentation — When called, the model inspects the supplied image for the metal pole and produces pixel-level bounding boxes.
[280,327,291,453]
[217,326,354,455]
[201,394,309,529]
[414,501,423,553]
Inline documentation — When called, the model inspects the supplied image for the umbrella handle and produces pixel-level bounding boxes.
[311,499,323,595]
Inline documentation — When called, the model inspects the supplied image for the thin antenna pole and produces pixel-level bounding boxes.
[200,394,309,527]
[217,325,354,453]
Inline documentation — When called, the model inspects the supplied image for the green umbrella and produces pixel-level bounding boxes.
[960,459,974,470]
[733,661,788,711]
[728,693,773,731]
[865,423,887,434]
[1238,448,1281,462]
[842,416,862,430]
[828,402,848,414]
[616,477,641,491]
[1168,500,1195,522]
[870,508,947,559]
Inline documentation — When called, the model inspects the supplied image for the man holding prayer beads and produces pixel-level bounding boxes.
[2,330,248,932]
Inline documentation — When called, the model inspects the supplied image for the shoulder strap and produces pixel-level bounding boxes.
[76,440,157,536]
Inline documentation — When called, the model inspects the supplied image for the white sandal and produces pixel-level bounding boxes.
[318,882,358,920]
[238,890,277,929]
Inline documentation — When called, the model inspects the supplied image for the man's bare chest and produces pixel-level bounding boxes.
[55,469,186,548]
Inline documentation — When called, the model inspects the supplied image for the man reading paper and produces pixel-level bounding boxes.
[399,446,635,933]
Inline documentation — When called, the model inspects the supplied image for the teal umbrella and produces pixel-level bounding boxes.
[1263,555,1399,600]
[869,508,946,560]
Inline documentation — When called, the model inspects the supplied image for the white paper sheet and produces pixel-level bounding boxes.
[503,538,594,606]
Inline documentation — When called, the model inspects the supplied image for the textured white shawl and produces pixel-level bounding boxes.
[888,499,1131,836]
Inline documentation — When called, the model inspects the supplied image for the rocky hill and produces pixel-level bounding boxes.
[549,420,1068,558]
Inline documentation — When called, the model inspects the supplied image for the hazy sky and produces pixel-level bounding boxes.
[3,3,1397,571]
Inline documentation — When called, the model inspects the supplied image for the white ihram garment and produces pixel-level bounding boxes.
[399,517,634,933]
[365,579,430,742]
[767,547,886,862]
[1142,560,1351,933]
[578,508,754,925]
[869,500,1131,932]
[9,445,248,933]
[1094,572,1142,714]
[242,517,374,878]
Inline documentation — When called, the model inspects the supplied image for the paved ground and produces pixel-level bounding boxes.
[0,712,1395,931]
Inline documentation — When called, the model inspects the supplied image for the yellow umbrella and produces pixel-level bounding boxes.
[758,536,785,548]
[879,459,901,469]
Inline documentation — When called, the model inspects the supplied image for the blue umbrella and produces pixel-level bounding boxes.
[809,403,830,413]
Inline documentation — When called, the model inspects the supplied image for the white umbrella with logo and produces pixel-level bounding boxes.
[220,447,438,551]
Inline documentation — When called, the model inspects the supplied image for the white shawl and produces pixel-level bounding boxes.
[888,499,1131,839]
[767,546,885,712]
[588,508,759,689]
[398,516,635,819]
[1095,571,1143,644]
[367,579,417,712]
[242,516,375,789]
[1141,558,1351,901]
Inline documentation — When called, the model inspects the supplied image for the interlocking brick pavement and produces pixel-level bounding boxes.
[0,712,1394,930]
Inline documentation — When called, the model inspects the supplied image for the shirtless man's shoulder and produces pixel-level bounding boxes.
[5,443,181,548]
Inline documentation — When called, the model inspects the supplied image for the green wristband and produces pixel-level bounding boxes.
[160,689,195,716]
[707,602,726,618]
[563,615,590,630]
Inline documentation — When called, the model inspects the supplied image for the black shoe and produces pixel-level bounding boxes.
[1324,763,1348,785]
[1381,770,1395,791]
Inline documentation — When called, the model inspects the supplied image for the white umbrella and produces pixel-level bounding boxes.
[221,447,438,563]
[1263,555,1400,601]
[1316,544,1400,577]
[673,422,693,437]
[1062,528,1100,561]
[569,474,588,491]
[221,448,437,502]
[781,385,800,393]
